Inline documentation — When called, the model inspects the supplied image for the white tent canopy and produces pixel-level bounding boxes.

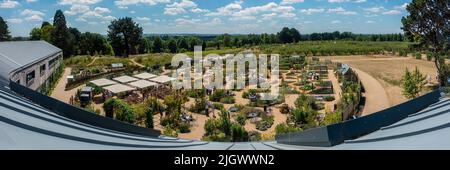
[128,80,157,89]
[133,72,157,79]
[113,76,139,83]
[103,84,135,94]
[150,75,176,84]
[90,78,118,87]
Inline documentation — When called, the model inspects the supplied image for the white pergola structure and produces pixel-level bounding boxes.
[128,80,157,89]
[103,84,136,94]
[113,75,139,83]
[133,72,157,80]
[90,78,118,87]
[150,75,176,84]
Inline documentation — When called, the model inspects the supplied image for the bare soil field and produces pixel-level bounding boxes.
[321,55,438,106]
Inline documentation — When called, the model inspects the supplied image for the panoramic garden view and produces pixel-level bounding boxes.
[0,0,449,147]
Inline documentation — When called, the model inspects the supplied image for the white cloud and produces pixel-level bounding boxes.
[207,1,295,20]
[94,7,110,14]
[6,18,22,23]
[26,14,44,22]
[64,4,90,15]
[382,10,401,15]
[58,0,102,5]
[21,9,45,16]
[394,3,408,10]
[0,0,20,8]
[75,7,114,23]
[26,0,38,3]
[300,8,325,15]
[327,7,357,15]
[19,9,45,22]
[174,18,200,25]
[207,1,243,16]
[262,13,277,20]
[114,0,170,8]
[280,0,304,5]
[328,0,366,3]
[331,20,341,24]
[366,20,375,24]
[364,6,385,13]
[136,17,151,21]
[164,0,208,15]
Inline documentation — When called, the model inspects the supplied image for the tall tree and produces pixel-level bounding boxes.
[402,0,450,86]
[153,36,163,53]
[69,27,81,55]
[138,38,150,54]
[107,17,143,57]
[29,28,42,40]
[177,37,189,52]
[278,27,292,44]
[0,17,12,41]
[51,10,73,58]
[222,34,231,47]
[80,32,112,55]
[290,28,301,43]
[168,38,177,53]
[41,24,54,42]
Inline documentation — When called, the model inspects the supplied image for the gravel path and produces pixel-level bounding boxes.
[352,68,390,116]
[50,67,84,103]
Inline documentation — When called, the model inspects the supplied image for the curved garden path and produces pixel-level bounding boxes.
[50,67,84,103]
[86,57,99,67]
[130,58,145,68]
[352,68,390,116]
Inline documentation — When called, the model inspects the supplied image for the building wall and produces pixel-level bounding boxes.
[10,52,63,91]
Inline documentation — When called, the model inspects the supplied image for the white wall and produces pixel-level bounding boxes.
[10,52,63,91]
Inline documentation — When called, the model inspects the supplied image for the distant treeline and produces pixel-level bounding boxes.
[1,11,408,58]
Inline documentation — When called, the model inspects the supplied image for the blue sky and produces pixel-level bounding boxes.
[0,0,411,37]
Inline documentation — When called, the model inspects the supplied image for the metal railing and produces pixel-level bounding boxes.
[9,80,161,137]
[276,89,442,147]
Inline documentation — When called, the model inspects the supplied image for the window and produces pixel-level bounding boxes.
[40,64,46,77]
[49,57,60,68]
[26,71,35,85]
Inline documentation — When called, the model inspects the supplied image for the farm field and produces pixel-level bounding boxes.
[321,55,439,106]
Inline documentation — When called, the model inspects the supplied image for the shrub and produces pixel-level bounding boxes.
[220,96,235,104]
[204,119,218,136]
[236,113,247,126]
[213,103,225,111]
[415,52,422,60]
[275,123,301,135]
[248,131,262,141]
[427,52,433,61]
[301,84,315,91]
[163,125,178,137]
[324,96,336,102]
[231,123,248,142]
[279,104,291,114]
[210,89,226,102]
[179,122,191,133]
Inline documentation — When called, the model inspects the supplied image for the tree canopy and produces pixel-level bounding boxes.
[51,10,73,58]
[107,17,143,57]
[0,16,12,41]
[402,0,450,85]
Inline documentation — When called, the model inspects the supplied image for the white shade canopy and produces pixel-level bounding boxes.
[90,78,118,87]
[128,80,158,89]
[133,72,157,79]
[103,84,135,94]
[113,76,139,83]
[150,75,176,84]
